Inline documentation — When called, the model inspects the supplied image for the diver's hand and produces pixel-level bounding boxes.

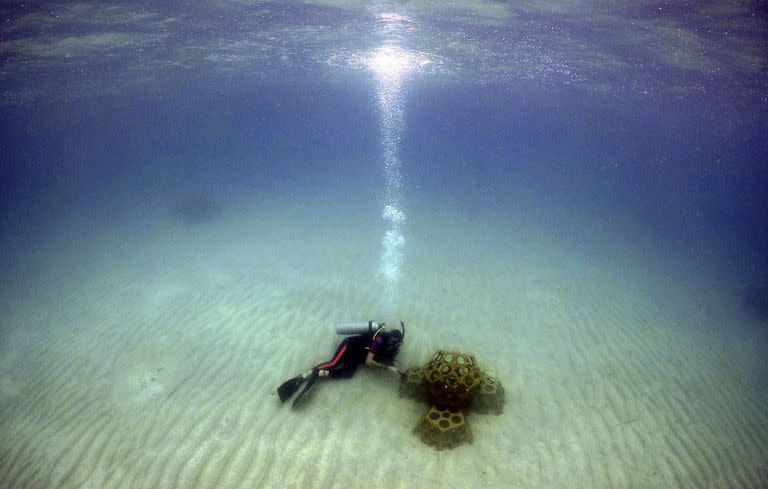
[387,365,402,376]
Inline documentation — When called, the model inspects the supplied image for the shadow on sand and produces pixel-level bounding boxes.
[170,195,222,224]
[743,284,768,323]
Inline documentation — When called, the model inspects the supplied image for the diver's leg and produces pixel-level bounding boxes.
[313,340,349,372]
[327,364,357,379]
[291,339,349,407]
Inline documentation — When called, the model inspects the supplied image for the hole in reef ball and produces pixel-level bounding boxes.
[439,419,450,429]
[451,415,462,424]
[429,411,440,420]
[441,411,450,418]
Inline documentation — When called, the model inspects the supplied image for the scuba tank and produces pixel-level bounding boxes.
[335,320,406,337]
[335,321,380,335]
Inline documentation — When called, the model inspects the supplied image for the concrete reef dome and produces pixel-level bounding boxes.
[399,350,505,450]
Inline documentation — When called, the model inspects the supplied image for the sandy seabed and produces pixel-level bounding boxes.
[1,196,767,489]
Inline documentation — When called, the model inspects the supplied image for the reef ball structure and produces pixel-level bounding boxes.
[399,350,505,450]
[414,406,472,449]
[424,351,482,409]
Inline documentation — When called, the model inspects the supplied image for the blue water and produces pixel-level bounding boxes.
[3,81,766,288]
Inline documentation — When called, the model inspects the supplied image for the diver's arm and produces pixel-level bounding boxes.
[366,352,401,375]
[365,352,386,367]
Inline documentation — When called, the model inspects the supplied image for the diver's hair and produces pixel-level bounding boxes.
[378,330,403,363]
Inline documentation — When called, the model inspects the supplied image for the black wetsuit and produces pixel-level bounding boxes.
[279,331,397,406]
[312,333,374,379]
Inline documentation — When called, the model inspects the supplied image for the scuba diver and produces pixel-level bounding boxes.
[277,321,405,408]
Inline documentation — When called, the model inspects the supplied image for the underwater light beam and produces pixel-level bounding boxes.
[364,42,426,310]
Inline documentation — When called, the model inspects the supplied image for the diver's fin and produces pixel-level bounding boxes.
[291,370,319,408]
[277,375,305,403]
